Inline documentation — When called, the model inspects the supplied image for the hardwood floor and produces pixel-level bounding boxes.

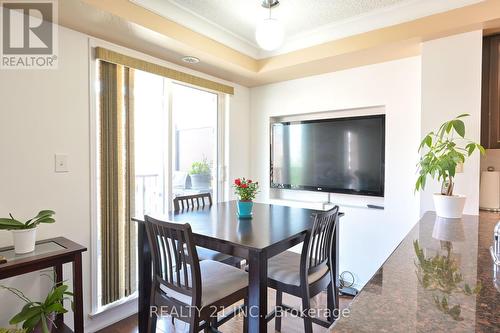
[97,290,353,333]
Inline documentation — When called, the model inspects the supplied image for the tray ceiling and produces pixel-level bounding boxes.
[131,0,483,58]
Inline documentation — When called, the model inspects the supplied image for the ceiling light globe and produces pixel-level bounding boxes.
[255,18,284,51]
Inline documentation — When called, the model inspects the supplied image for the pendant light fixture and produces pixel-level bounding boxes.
[255,0,284,51]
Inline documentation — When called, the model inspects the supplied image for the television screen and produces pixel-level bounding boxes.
[271,115,385,196]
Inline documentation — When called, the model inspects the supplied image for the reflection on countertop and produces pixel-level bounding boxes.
[331,212,500,332]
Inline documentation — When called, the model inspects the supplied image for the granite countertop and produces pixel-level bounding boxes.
[331,212,500,332]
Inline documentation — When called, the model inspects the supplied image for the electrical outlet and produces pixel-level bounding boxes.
[55,154,69,173]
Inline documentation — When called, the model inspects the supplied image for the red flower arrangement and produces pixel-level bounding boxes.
[233,178,259,201]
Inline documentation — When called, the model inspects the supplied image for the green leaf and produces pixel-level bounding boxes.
[477,144,486,155]
[452,120,465,137]
[425,135,432,148]
[33,210,55,219]
[466,143,475,156]
[28,217,55,228]
[45,302,66,314]
[9,306,41,324]
[0,218,24,230]
[23,314,41,330]
[446,122,453,134]
[456,113,470,118]
[45,285,68,305]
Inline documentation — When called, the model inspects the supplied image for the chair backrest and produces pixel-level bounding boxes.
[173,193,212,212]
[300,206,339,283]
[144,216,202,307]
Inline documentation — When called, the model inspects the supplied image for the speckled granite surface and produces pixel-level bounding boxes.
[331,212,500,332]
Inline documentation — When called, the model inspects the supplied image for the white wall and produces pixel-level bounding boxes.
[420,30,483,216]
[0,27,90,329]
[0,25,250,331]
[249,57,422,288]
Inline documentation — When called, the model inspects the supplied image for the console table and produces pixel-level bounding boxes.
[0,237,87,333]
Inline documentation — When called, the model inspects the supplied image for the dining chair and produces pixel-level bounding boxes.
[144,215,248,333]
[173,193,243,267]
[266,205,340,333]
[173,192,213,211]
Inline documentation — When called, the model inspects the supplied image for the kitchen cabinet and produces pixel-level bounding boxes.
[481,35,500,148]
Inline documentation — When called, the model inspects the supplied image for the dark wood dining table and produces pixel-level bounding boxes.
[135,200,342,333]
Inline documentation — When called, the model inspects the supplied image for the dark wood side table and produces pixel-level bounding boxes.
[0,237,87,333]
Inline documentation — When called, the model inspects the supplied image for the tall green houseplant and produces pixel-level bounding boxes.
[416,114,484,195]
[415,114,484,218]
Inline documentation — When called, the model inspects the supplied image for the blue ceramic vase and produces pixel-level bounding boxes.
[237,200,253,218]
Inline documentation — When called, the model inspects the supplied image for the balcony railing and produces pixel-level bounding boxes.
[135,174,163,217]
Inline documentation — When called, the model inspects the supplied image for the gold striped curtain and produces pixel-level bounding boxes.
[99,60,137,305]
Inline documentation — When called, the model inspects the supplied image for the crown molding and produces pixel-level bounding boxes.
[130,0,261,58]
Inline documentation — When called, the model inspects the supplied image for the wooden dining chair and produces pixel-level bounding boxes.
[173,193,213,211]
[173,193,242,267]
[144,216,248,333]
[266,206,340,333]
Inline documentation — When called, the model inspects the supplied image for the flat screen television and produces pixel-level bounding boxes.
[271,115,385,196]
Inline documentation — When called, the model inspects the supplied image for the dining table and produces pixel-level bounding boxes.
[134,200,343,333]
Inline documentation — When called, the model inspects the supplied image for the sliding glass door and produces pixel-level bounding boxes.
[171,83,219,201]
[133,77,220,217]
[96,65,222,310]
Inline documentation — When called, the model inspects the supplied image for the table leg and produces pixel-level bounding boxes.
[54,264,64,328]
[72,253,84,333]
[247,250,267,333]
[138,221,152,333]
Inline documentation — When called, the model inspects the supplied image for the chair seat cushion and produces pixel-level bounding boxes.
[196,246,232,262]
[267,251,329,287]
[160,260,248,306]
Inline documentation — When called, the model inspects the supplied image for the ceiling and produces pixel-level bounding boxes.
[61,0,500,86]
[131,0,483,58]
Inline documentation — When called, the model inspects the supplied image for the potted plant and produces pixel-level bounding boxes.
[233,178,259,218]
[1,273,73,333]
[189,158,211,189]
[0,211,55,254]
[415,114,484,218]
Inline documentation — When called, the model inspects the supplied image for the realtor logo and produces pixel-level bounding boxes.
[1,0,58,69]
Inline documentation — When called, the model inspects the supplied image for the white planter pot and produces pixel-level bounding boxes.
[433,194,466,219]
[12,228,37,254]
[190,174,211,189]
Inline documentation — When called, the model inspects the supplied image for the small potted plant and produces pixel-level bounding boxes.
[1,273,73,333]
[415,114,484,218]
[189,158,211,189]
[233,178,259,218]
[0,211,55,254]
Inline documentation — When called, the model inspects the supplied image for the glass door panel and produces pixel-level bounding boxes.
[171,83,218,200]
[133,70,168,216]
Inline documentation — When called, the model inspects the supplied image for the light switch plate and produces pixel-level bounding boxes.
[55,154,69,173]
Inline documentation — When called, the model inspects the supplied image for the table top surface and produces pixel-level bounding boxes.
[148,201,325,251]
[331,212,500,332]
[0,237,86,269]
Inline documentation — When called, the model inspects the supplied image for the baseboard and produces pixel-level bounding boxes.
[85,300,138,332]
